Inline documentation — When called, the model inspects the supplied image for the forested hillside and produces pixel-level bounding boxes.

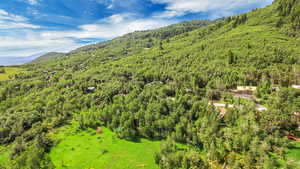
[0,0,300,168]
[31,52,65,63]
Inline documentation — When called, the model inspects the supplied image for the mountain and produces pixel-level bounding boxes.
[0,57,32,66]
[0,53,44,66]
[31,52,65,63]
[1,0,300,168]
[69,20,211,54]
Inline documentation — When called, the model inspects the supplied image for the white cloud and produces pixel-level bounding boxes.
[25,0,41,5]
[0,13,174,58]
[0,10,77,57]
[107,13,132,23]
[0,0,274,60]
[0,9,28,22]
[0,33,80,57]
[41,13,175,40]
[0,9,41,29]
[152,0,273,18]
[0,21,40,29]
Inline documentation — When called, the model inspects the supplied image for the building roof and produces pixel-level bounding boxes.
[211,102,234,108]
[236,86,257,91]
[256,105,267,112]
[292,85,300,89]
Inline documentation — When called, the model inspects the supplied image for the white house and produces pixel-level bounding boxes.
[256,105,267,112]
[292,85,300,89]
[236,86,257,91]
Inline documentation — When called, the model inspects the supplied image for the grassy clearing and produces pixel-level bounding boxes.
[49,126,161,169]
[0,67,24,81]
[0,146,9,166]
[286,142,300,167]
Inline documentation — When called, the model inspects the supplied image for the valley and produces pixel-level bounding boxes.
[0,0,300,168]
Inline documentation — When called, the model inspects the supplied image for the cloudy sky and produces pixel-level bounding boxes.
[0,0,273,58]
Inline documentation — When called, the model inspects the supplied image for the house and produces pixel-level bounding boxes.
[212,103,234,108]
[287,135,300,141]
[292,85,300,89]
[293,112,300,116]
[256,104,267,112]
[236,86,257,91]
[283,131,300,141]
[272,86,280,91]
[185,88,193,93]
[210,102,234,117]
[231,86,257,100]
[219,108,227,118]
[87,87,96,93]
[167,97,176,101]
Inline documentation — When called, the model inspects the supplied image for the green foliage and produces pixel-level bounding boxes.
[0,1,300,168]
[0,68,5,74]
[285,142,300,166]
[31,52,65,63]
[0,67,24,81]
[49,126,161,169]
[232,14,248,27]
[277,0,300,33]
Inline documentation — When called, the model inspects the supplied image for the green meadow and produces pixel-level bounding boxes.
[286,142,300,166]
[49,126,161,169]
[0,146,9,167]
[0,67,24,81]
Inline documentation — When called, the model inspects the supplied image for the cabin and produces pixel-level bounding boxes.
[256,104,267,112]
[294,112,300,116]
[210,102,234,117]
[236,86,257,91]
[185,88,193,93]
[231,86,257,100]
[87,86,96,93]
[292,85,300,89]
[272,86,280,91]
[167,97,176,101]
[212,103,234,108]
[219,108,227,118]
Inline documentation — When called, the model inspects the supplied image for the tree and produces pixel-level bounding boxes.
[0,68,5,74]
[159,41,164,50]
[227,50,236,65]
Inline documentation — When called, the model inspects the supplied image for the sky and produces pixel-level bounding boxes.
[0,0,274,59]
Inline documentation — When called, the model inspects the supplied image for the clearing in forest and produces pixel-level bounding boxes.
[49,127,161,169]
[0,67,24,81]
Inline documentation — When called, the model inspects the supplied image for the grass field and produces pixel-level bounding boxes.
[286,142,300,167]
[49,125,161,169]
[0,67,24,81]
[0,146,9,167]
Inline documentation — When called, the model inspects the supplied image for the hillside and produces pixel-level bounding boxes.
[31,52,65,63]
[0,67,24,81]
[0,0,300,168]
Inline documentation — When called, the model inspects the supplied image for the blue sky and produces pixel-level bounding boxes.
[0,0,273,58]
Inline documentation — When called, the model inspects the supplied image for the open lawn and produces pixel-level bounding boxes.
[49,126,161,169]
[0,146,9,167]
[286,142,300,167]
[0,67,24,81]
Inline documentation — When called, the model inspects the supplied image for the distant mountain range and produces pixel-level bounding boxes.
[0,53,43,66]
[30,52,65,63]
[0,52,66,66]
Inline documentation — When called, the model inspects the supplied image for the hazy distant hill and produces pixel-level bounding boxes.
[31,52,65,63]
[0,53,43,66]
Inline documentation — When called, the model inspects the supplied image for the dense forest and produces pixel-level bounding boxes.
[0,0,300,168]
